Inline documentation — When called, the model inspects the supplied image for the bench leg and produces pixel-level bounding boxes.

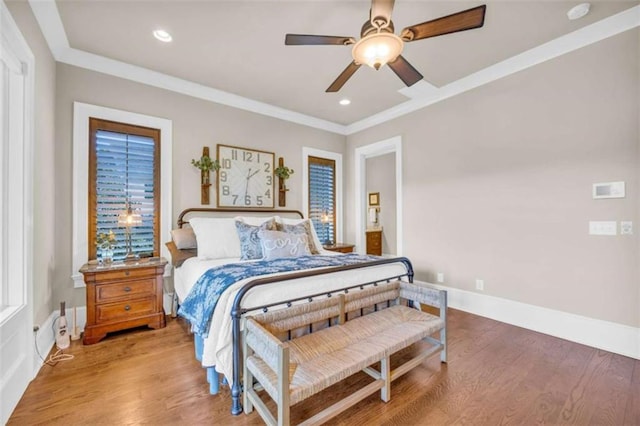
[440,327,447,363]
[381,356,391,402]
[243,344,254,414]
[277,346,291,426]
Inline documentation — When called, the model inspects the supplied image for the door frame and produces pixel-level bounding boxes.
[354,136,403,255]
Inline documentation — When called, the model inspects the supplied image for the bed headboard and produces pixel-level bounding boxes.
[167,208,305,268]
[176,208,304,228]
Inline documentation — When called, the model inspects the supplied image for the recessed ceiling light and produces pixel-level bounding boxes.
[567,3,590,20]
[339,99,351,106]
[153,29,172,43]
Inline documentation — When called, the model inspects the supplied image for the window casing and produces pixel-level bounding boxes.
[308,156,336,245]
[88,118,160,260]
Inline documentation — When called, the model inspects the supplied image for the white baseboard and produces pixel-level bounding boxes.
[417,281,640,360]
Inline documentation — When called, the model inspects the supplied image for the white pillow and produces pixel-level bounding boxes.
[235,216,277,226]
[189,217,241,259]
[258,229,311,260]
[276,217,324,254]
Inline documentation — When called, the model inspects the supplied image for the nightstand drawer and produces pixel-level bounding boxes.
[96,280,155,303]
[367,237,381,248]
[95,267,156,282]
[96,298,156,322]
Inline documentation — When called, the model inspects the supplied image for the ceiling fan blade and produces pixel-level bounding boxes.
[285,34,355,46]
[326,61,361,92]
[388,55,423,87]
[401,5,486,42]
[370,0,395,27]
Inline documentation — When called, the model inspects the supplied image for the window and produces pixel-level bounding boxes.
[89,118,160,261]
[73,103,172,287]
[308,156,336,245]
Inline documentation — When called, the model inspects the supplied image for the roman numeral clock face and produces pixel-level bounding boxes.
[216,145,275,208]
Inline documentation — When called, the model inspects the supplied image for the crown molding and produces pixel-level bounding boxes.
[28,1,639,136]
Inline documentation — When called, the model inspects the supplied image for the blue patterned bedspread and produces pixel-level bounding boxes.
[178,254,381,337]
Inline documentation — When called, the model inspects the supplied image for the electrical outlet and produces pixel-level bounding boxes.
[621,221,633,235]
[475,279,484,291]
[436,272,444,283]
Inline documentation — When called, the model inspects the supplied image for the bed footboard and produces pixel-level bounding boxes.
[229,256,414,415]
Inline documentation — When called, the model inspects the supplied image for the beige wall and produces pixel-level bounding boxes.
[6,2,57,326]
[54,64,345,307]
[366,153,397,254]
[347,29,640,328]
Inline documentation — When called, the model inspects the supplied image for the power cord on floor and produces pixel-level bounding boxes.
[33,316,74,366]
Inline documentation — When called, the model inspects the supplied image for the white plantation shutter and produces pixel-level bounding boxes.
[90,119,160,260]
[308,156,335,245]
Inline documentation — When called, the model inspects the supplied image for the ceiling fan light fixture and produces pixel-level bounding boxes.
[352,32,403,70]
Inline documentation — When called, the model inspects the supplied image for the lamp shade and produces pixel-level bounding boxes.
[352,32,403,70]
[118,207,142,227]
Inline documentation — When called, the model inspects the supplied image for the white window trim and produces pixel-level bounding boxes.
[72,102,172,287]
[354,136,403,255]
[302,147,343,243]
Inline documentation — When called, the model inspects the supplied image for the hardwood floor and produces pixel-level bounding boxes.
[9,309,639,425]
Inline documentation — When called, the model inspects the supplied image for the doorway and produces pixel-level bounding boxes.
[354,136,403,255]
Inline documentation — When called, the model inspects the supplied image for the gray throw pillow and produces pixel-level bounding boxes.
[235,218,277,260]
[258,230,311,260]
[277,221,320,254]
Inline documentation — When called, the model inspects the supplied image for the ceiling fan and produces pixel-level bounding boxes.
[285,0,486,92]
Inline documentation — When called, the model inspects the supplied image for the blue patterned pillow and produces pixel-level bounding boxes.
[235,218,277,260]
[258,230,311,260]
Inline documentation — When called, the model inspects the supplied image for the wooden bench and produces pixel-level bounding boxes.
[242,280,447,426]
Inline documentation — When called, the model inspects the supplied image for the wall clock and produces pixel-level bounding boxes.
[216,144,275,208]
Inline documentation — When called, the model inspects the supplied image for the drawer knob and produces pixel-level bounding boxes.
[124,305,131,311]
[125,271,130,276]
[124,286,131,292]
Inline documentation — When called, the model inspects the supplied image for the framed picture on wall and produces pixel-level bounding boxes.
[368,192,380,206]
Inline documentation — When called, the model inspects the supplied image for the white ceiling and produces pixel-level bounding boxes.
[31,1,640,131]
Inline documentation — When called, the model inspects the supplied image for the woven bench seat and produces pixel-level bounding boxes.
[248,304,444,406]
[243,280,447,426]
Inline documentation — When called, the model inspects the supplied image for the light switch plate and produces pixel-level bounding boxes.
[437,272,444,283]
[589,221,617,235]
[593,181,625,199]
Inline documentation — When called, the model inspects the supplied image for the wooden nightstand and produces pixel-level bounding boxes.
[366,229,383,256]
[323,243,355,253]
[80,257,167,345]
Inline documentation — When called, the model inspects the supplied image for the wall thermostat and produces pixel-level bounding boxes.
[592,181,625,199]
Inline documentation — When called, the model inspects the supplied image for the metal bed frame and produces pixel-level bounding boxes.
[171,208,414,415]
